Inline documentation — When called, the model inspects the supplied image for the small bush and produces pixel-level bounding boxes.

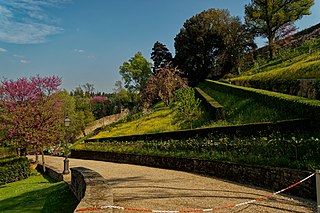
[0,147,17,159]
[0,157,30,185]
[173,87,202,129]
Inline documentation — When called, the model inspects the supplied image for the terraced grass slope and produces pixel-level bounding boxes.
[92,103,182,139]
[228,43,320,99]
[233,52,320,82]
[91,83,304,139]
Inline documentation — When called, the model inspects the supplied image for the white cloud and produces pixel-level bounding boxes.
[13,54,24,58]
[0,0,71,44]
[0,47,8,52]
[20,59,29,64]
[74,49,85,53]
[88,55,96,60]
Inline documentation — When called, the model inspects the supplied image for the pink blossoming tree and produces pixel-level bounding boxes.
[0,76,64,169]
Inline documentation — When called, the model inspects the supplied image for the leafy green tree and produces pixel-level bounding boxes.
[119,52,152,93]
[151,41,173,75]
[74,96,95,136]
[174,87,202,129]
[245,0,314,60]
[174,9,253,85]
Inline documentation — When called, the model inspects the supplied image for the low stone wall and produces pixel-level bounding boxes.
[195,87,225,120]
[81,110,128,137]
[71,150,316,201]
[36,164,63,182]
[71,167,113,213]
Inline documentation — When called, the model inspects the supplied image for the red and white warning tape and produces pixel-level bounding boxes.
[76,173,315,212]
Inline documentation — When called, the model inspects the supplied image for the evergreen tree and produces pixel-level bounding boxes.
[151,41,173,75]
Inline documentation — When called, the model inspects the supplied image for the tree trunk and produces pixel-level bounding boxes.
[20,147,27,156]
[41,147,46,172]
[268,35,276,60]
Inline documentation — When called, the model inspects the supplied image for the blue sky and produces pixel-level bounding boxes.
[1,0,319,93]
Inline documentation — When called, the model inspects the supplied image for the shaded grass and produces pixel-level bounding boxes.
[0,170,78,213]
[198,83,299,124]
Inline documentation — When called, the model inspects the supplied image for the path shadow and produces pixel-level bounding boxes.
[108,175,315,212]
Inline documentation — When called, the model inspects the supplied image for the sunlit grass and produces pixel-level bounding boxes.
[92,102,182,138]
[234,51,320,82]
[0,170,78,213]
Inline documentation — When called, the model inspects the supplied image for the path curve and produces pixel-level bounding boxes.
[36,155,316,212]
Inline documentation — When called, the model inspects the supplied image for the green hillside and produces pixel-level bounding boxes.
[228,39,320,97]
[233,52,320,81]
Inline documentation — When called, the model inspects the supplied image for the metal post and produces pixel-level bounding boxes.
[63,125,70,174]
[317,170,320,213]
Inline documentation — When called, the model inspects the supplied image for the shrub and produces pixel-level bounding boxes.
[0,157,30,185]
[173,87,202,129]
[0,147,17,159]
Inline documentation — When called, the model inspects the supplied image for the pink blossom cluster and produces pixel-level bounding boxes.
[0,76,64,153]
[0,76,61,103]
[91,96,106,103]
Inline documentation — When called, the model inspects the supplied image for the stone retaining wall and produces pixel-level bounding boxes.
[36,164,63,182]
[80,110,128,137]
[70,167,113,213]
[71,150,316,201]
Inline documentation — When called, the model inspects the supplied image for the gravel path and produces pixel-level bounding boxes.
[35,155,316,212]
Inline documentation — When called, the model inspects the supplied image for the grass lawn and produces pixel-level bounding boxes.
[92,102,180,139]
[0,170,78,213]
[198,82,299,124]
[91,100,218,139]
[232,49,320,82]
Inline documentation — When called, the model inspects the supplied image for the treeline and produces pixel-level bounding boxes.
[114,0,315,113]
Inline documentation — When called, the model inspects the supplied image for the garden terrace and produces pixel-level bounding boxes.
[201,80,320,120]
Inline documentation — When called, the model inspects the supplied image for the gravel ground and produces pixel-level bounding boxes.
[34,155,317,212]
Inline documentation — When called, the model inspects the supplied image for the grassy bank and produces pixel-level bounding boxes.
[92,102,215,139]
[0,170,78,213]
[198,82,299,124]
[91,84,298,140]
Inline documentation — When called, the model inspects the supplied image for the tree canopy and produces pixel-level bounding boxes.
[142,65,187,107]
[119,52,152,93]
[151,41,173,75]
[174,9,254,85]
[0,76,63,157]
[245,0,314,59]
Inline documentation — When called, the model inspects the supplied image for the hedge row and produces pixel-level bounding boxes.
[204,80,320,119]
[0,147,17,159]
[0,157,30,185]
[195,87,225,120]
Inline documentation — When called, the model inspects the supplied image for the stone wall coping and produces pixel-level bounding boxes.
[70,167,113,213]
[36,163,113,212]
